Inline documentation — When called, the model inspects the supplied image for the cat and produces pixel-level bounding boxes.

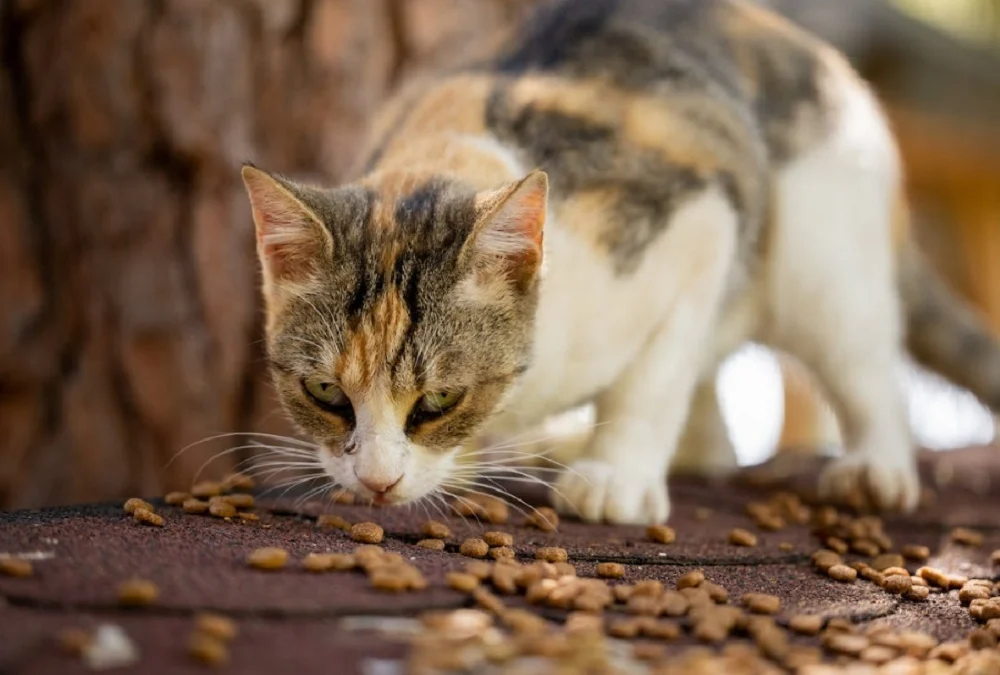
[240,0,1000,525]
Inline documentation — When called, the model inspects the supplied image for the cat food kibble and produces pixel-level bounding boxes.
[902,544,930,562]
[369,569,410,592]
[208,498,237,519]
[221,493,254,509]
[460,538,490,558]
[789,614,824,635]
[871,553,904,571]
[330,489,356,505]
[183,499,210,515]
[222,472,255,492]
[123,498,154,515]
[728,528,757,547]
[57,628,92,656]
[117,579,159,606]
[596,562,625,579]
[237,511,258,522]
[535,547,568,563]
[191,481,223,499]
[317,514,351,530]
[0,558,33,578]
[483,531,513,547]
[133,507,165,527]
[350,522,384,544]
[489,546,516,560]
[422,520,452,539]
[247,547,288,570]
[743,593,781,614]
[647,524,676,544]
[188,633,229,667]
[526,507,559,531]
[827,564,858,582]
[416,538,446,551]
[951,527,983,547]
[916,566,951,588]
[676,570,705,589]
[446,572,480,592]
[883,574,913,595]
[302,553,337,573]
[164,492,190,506]
[194,613,238,642]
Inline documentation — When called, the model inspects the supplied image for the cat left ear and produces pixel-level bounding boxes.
[465,170,548,289]
[241,164,332,286]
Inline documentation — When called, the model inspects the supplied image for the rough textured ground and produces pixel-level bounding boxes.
[1,446,999,674]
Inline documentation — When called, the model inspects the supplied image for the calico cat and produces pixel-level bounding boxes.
[240,0,1000,524]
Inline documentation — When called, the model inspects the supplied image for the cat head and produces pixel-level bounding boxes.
[240,164,548,504]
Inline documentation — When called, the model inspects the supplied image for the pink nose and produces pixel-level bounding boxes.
[356,473,403,495]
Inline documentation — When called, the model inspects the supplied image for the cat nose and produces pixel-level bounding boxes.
[355,471,404,495]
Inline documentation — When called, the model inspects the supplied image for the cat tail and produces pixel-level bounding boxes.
[899,240,1000,413]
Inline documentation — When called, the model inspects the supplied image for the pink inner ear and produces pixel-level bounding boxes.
[475,172,548,261]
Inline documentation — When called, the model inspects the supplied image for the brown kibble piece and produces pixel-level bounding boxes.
[743,593,781,615]
[460,538,490,558]
[247,547,288,570]
[165,492,190,506]
[222,472,255,492]
[596,562,625,579]
[904,584,930,601]
[607,618,641,639]
[778,542,794,552]
[473,587,505,614]
[329,489,356,505]
[902,544,930,561]
[369,570,409,592]
[0,558,33,578]
[194,613,238,642]
[188,633,229,667]
[647,524,676,544]
[446,572,480,593]
[208,498,236,519]
[183,499,210,515]
[860,645,897,664]
[959,583,992,605]
[302,553,337,573]
[57,628,92,656]
[883,574,912,595]
[483,531,513,547]
[728,528,757,547]
[118,578,159,606]
[535,547,568,563]
[221,493,254,509]
[991,549,1000,565]
[526,507,558,531]
[969,628,998,650]
[789,614,824,636]
[824,633,870,656]
[871,553,904,571]
[123,498,154,515]
[951,527,984,547]
[677,569,705,589]
[488,546,515,561]
[825,537,849,554]
[811,549,842,572]
[236,512,258,522]
[191,481,223,499]
[916,566,951,588]
[316,514,351,530]
[416,538,445,550]
[421,521,451,539]
[827,564,858,582]
[134,507,165,527]
[350,522,384,544]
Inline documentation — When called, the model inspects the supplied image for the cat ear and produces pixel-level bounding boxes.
[464,170,548,289]
[241,164,332,285]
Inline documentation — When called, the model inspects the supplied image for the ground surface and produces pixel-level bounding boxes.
[1,446,999,674]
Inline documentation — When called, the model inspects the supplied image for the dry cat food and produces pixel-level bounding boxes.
[221,493,254,509]
[133,507,165,527]
[302,553,338,573]
[123,498,154,515]
[207,498,237,519]
[446,572,480,592]
[0,557,33,578]
[421,520,452,539]
[191,481,223,499]
[188,633,229,667]
[483,531,513,547]
[182,499,210,515]
[826,564,858,583]
[350,522,384,544]
[164,491,191,505]
[676,570,705,590]
[788,614,824,636]
[646,524,676,544]
[991,549,1000,565]
[743,593,781,615]
[535,547,568,563]
[329,489,356,505]
[416,538,446,551]
[57,628,93,656]
[459,538,490,558]
[489,546,515,560]
[950,527,984,547]
[194,613,238,642]
[596,562,625,579]
[222,472,255,492]
[247,547,288,570]
[117,579,159,606]
[526,507,559,532]
[902,544,931,561]
[728,528,757,547]
[316,514,351,530]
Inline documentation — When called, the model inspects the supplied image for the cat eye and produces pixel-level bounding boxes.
[408,390,465,429]
[302,379,351,414]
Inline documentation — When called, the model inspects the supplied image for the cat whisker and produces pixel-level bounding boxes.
[165,431,317,468]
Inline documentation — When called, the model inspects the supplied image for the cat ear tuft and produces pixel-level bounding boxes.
[241,165,331,285]
[466,170,548,288]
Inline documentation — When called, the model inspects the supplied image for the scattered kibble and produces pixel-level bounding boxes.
[596,562,625,579]
[728,528,757,547]
[369,569,410,592]
[221,493,254,509]
[446,572,480,593]
[164,492,190,506]
[207,498,236,519]
[57,628,92,656]
[743,593,781,615]
[0,558,33,578]
[329,489,356,505]
[489,546,516,560]
[302,553,337,573]
[416,538,446,551]
[247,547,288,570]
[951,527,984,547]
[789,614,824,635]
[133,508,165,527]
[191,481,223,499]
[350,522,384,544]
[123,498,154,515]
[183,499,210,515]
[194,613,238,642]
[902,544,930,562]
[237,512,258,522]
[188,633,229,667]
[883,574,912,595]
[676,569,704,590]
[871,553,904,571]
[526,507,559,532]
[460,538,490,558]
[422,520,452,539]
[827,564,858,583]
[222,472,255,492]
[916,566,951,588]
[647,524,676,544]
[535,547,568,563]
[317,514,351,530]
[991,549,1000,566]
[117,579,159,607]
[483,531,513,547]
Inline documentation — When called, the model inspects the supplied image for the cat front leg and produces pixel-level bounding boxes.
[552,187,741,525]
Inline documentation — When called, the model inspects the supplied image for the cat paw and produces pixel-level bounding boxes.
[818,453,920,512]
[552,459,669,525]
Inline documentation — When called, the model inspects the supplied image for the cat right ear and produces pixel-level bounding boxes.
[241,164,332,285]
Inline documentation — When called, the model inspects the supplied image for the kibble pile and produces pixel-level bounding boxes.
[1,447,1000,674]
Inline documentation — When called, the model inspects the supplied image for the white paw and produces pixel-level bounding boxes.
[818,453,920,512]
[552,459,669,525]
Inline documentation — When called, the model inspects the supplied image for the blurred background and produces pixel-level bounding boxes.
[1,0,998,509]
